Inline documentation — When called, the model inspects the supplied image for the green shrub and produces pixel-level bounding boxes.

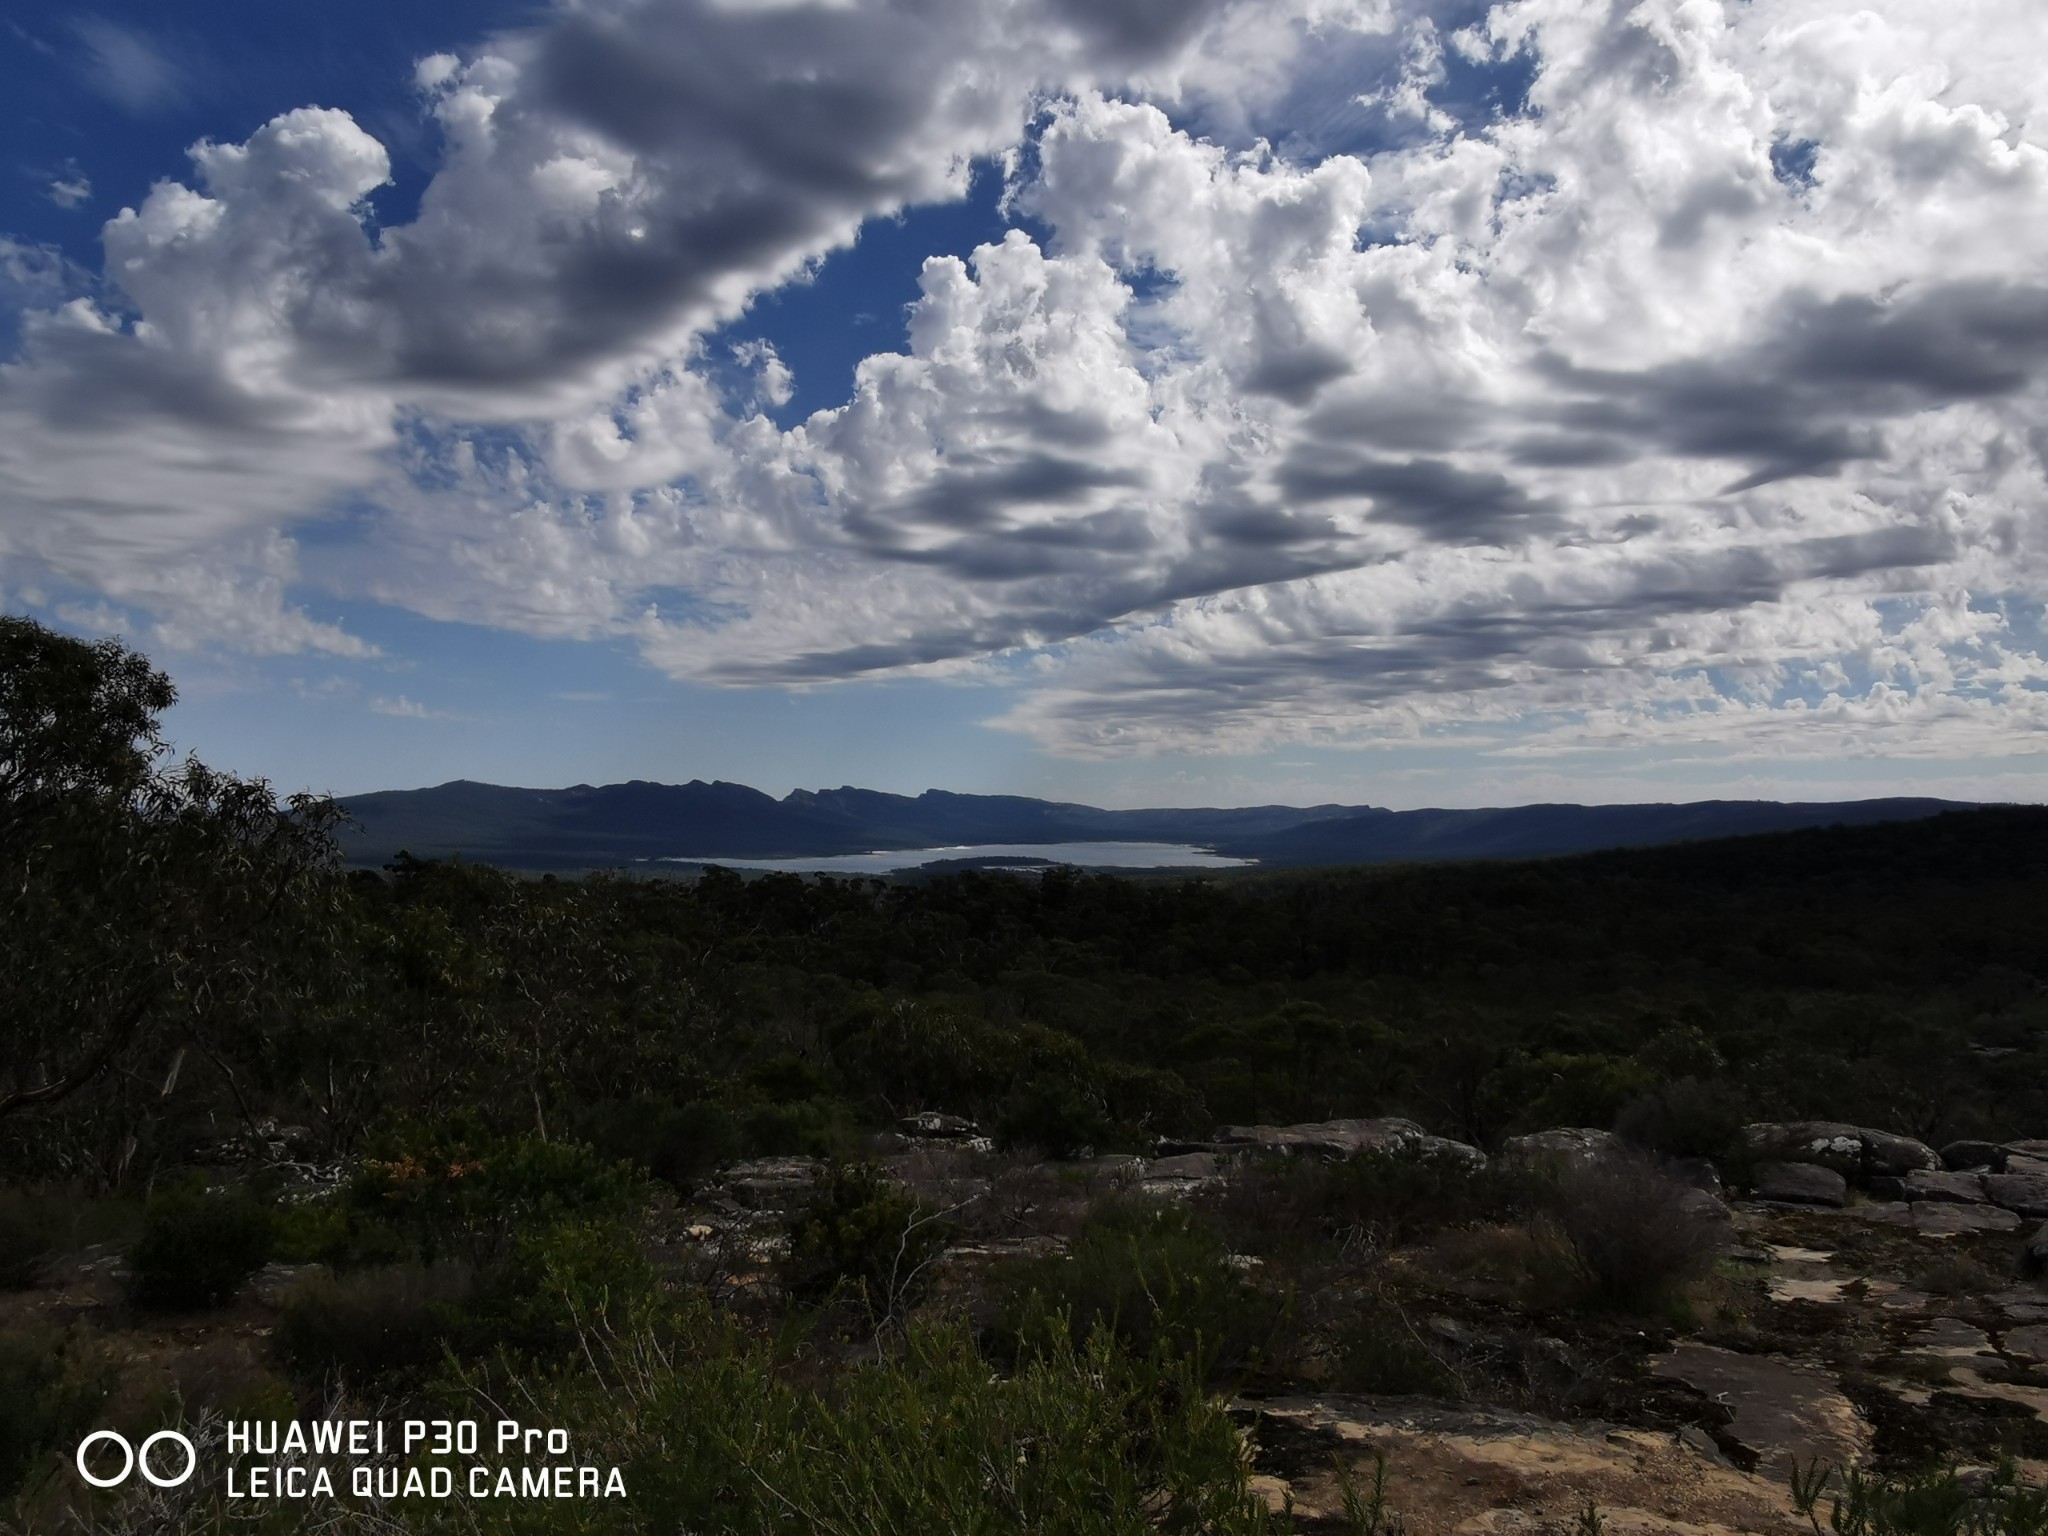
[570,1097,739,1190]
[273,1261,473,1386]
[1332,1302,1460,1398]
[993,1200,1290,1384]
[1615,1077,1750,1168]
[996,1078,1110,1159]
[782,1162,955,1318]
[129,1182,276,1311]
[453,1301,1280,1536]
[0,1326,113,1499]
[0,1191,60,1289]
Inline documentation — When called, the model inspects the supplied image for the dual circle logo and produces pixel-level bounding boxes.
[76,1430,198,1489]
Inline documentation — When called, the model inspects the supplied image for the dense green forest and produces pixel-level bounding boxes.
[5,614,2047,1534]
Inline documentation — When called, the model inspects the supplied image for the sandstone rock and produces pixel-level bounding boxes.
[1753,1161,1848,1207]
[1912,1201,2020,1235]
[2002,1324,2048,1364]
[900,1111,980,1139]
[1742,1121,1939,1183]
[1943,1140,2010,1172]
[1986,1173,2048,1219]
[1143,1152,1221,1181]
[1903,1168,1988,1204]
[1500,1127,1623,1167]
[2006,1140,2048,1162]
[723,1156,821,1209]
[1213,1117,1485,1168]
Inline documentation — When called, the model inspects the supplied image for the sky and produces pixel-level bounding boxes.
[2,0,2046,810]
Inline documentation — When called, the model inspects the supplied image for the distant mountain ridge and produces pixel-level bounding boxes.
[334,779,1979,871]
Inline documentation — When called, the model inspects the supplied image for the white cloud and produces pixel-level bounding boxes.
[2,0,2046,764]
[72,18,193,115]
[46,173,91,210]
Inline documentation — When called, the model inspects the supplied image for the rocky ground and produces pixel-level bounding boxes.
[11,1114,2048,1533]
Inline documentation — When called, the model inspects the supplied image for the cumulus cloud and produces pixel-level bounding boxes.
[2,0,2046,761]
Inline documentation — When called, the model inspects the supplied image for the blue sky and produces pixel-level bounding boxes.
[2,0,2045,808]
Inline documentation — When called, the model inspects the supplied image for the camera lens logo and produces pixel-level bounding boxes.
[76,1430,197,1489]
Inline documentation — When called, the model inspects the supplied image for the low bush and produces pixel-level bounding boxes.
[128,1182,276,1311]
[1201,1150,1535,1263]
[992,1200,1291,1384]
[273,1261,474,1386]
[1331,1300,1461,1397]
[1615,1077,1750,1169]
[0,1191,60,1289]
[457,1302,1282,1536]
[1547,1152,1726,1312]
[782,1162,955,1320]
[0,1326,113,1500]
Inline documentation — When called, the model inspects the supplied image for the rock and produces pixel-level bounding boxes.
[245,1260,325,1308]
[2024,1222,2048,1277]
[1500,1127,1623,1167]
[900,1111,980,1139]
[1848,1201,1915,1226]
[1650,1342,1869,1476]
[2002,1324,2048,1364]
[1668,1157,1725,1196]
[1867,1175,1906,1201]
[1943,1140,2010,1172]
[1753,1161,1848,1207]
[1903,1168,1988,1204]
[1143,1152,1220,1181]
[1427,1315,1480,1349]
[1984,1172,2048,1218]
[1742,1122,1940,1183]
[2006,1140,2048,1162]
[1212,1117,1485,1168]
[2009,1155,2048,1177]
[1912,1202,2020,1235]
[722,1156,821,1209]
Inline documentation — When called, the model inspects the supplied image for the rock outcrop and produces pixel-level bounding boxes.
[1741,1122,1940,1185]
[1753,1161,1848,1207]
[1212,1117,1485,1167]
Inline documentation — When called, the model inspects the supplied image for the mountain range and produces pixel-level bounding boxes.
[334,779,1979,871]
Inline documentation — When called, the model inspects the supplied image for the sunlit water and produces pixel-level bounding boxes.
[657,841,1254,873]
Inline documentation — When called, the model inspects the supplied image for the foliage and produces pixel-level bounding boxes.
[272,1261,474,1386]
[0,1327,112,1500]
[994,1200,1291,1385]
[462,1303,1281,1536]
[782,1161,956,1319]
[128,1182,277,1311]
[1546,1153,1725,1313]
[1791,1458,2048,1536]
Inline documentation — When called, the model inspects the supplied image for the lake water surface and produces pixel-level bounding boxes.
[659,841,1254,873]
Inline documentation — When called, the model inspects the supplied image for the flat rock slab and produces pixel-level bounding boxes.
[1744,1123,1939,1182]
[1650,1343,1869,1479]
[2002,1324,2048,1364]
[1244,1396,1807,1536]
[1214,1117,1486,1167]
[1985,1173,2048,1218]
[1904,1318,1998,1366]
[1903,1169,1987,1204]
[1754,1162,1848,1207]
[1913,1201,2021,1235]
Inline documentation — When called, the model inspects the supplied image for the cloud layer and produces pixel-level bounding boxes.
[4,0,2047,764]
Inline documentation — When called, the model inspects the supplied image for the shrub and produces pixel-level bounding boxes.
[1547,1152,1725,1312]
[783,1162,955,1319]
[463,1301,1281,1536]
[1332,1301,1460,1398]
[0,1191,60,1289]
[1201,1150,1535,1263]
[1615,1077,1750,1169]
[272,1262,473,1386]
[993,1200,1290,1384]
[129,1182,276,1311]
[0,1326,113,1499]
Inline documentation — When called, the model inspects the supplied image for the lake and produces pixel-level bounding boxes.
[658,841,1254,873]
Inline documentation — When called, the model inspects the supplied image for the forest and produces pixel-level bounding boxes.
[5,612,2048,1535]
